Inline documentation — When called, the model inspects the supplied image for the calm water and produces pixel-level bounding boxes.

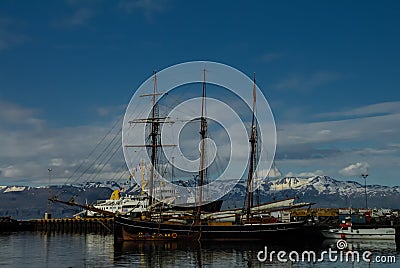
[0,232,399,267]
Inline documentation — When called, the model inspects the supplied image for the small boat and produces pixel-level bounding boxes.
[321,222,396,240]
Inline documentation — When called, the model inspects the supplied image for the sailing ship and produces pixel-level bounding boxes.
[114,69,311,242]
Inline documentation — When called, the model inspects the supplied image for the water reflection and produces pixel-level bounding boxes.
[1,233,399,267]
[322,238,397,252]
[113,240,323,267]
[114,239,400,267]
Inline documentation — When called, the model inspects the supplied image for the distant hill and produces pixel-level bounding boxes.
[0,182,116,220]
[222,176,400,210]
[1,176,399,219]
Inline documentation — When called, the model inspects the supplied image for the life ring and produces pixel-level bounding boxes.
[138,232,143,237]
[172,233,177,239]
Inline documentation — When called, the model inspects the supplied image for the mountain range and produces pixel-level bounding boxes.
[1,176,399,220]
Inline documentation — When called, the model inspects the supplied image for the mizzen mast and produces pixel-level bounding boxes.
[196,68,207,224]
[246,73,257,222]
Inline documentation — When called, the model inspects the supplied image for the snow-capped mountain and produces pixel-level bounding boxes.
[0,186,29,193]
[1,176,399,219]
[221,176,400,209]
[0,183,114,220]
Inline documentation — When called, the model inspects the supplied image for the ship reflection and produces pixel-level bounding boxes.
[114,241,202,267]
[113,240,323,267]
[322,238,397,252]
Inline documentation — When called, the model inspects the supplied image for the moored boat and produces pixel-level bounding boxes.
[114,214,305,242]
[321,222,396,240]
[114,68,311,242]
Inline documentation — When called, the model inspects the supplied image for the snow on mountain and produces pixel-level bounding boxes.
[266,176,360,195]
[220,175,400,209]
[3,186,27,193]
[264,175,400,197]
[78,181,121,190]
[1,176,399,220]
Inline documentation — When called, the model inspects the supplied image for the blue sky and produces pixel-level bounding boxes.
[0,0,399,186]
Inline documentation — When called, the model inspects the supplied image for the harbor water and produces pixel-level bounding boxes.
[0,232,399,267]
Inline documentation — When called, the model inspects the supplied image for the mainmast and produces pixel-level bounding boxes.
[148,70,158,207]
[196,68,207,224]
[246,73,257,221]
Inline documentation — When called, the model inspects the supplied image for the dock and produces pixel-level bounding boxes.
[32,217,114,234]
[0,217,113,234]
[2,207,400,241]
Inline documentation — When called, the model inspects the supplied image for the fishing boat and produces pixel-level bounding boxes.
[321,221,396,240]
[114,69,310,242]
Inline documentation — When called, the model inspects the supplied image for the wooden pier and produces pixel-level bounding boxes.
[31,217,114,234]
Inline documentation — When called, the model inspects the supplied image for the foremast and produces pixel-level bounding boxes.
[126,71,174,209]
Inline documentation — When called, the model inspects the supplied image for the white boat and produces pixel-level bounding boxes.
[74,160,183,217]
[321,222,396,240]
[74,187,222,217]
[74,189,151,217]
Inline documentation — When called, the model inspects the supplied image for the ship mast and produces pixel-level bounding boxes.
[246,73,257,222]
[126,71,174,209]
[148,70,158,207]
[196,68,207,225]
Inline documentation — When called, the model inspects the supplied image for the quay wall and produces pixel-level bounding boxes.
[31,217,114,234]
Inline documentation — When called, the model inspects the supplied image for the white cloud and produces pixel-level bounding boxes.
[274,101,400,185]
[285,170,324,178]
[0,100,125,186]
[260,52,282,62]
[57,7,95,27]
[278,112,400,146]
[339,162,370,176]
[319,101,400,119]
[50,158,64,167]
[118,0,168,20]
[257,165,282,178]
[95,104,126,117]
[0,100,43,126]
[68,7,94,26]
[273,71,340,91]
[0,17,29,51]
[1,165,25,178]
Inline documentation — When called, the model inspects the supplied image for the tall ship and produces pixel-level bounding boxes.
[114,68,311,242]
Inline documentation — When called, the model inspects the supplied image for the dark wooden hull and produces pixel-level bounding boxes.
[114,216,306,242]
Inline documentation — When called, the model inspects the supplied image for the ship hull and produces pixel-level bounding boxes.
[114,216,306,242]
